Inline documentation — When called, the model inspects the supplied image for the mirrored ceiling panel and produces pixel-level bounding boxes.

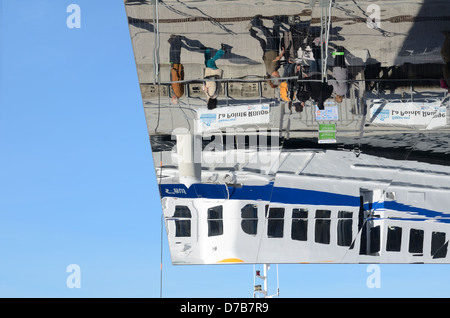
[125,0,450,264]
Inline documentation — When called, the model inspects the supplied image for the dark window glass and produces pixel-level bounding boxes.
[337,211,353,247]
[241,204,258,235]
[359,224,380,255]
[208,206,223,237]
[291,209,308,241]
[315,210,331,244]
[316,210,331,218]
[174,205,191,218]
[338,211,352,218]
[409,229,424,254]
[267,208,284,238]
[174,205,191,237]
[386,226,402,252]
[431,232,448,259]
[292,208,308,219]
[370,226,381,253]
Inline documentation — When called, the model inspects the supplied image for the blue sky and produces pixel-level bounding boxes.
[1,0,450,298]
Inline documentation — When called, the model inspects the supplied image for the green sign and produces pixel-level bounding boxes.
[318,124,336,144]
[319,124,336,131]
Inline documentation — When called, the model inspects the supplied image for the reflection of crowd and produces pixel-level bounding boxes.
[248,15,349,111]
[168,15,350,110]
[165,16,450,114]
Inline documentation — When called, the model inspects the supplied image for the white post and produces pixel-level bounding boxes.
[263,264,269,296]
[176,134,201,188]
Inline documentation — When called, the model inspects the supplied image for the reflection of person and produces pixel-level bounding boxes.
[249,15,284,87]
[279,27,317,112]
[308,37,322,73]
[282,27,309,63]
[280,63,310,113]
[295,72,311,109]
[328,46,349,104]
[282,26,322,76]
[441,31,450,91]
[168,35,185,104]
[203,45,226,109]
[280,63,297,101]
[204,46,225,70]
[305,73,333,110]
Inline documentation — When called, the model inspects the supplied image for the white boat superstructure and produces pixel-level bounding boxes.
[160,147,450,264]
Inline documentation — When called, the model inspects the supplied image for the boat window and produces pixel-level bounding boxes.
[241,204,258,235]
[267,208,284,238]
[386,226,402,252]
[431,232,448,259]
[360,225,380,255]
[174,205,191,237]
[208,205,223,237]
[315,210,331,245]
[408,229,424,254]
[370,226,381,254]
[291,208,308,241]
[337,211,353,247]
[316,210,331,218]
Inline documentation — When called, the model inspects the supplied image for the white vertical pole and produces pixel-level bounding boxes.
[263,264,268,296]
[176,134,201,188]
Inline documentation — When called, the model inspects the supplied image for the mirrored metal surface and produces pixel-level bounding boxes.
[125,0,450,264]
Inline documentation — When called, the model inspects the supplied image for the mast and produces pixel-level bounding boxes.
[253,264,279,298]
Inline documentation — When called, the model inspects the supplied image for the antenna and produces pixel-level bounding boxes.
[253,264,279,298]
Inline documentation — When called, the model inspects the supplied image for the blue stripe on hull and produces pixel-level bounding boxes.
[160,183,449,222]
[160,183,360,207]
[384,201,450,223]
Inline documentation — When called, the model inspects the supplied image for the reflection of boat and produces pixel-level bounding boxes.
[125,0,450,270]
[160,146,450,264]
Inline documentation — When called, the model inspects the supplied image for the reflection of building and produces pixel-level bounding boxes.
[125,0,450,266]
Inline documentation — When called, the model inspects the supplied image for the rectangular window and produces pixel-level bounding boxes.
[386,226,402,252]
[315,210,331,244]
[359,225,380,255]
[291,208,308,241]
[370,226,381,254]
[208,205,223,237]
[241,204,258,235]
[408,229,424,254]
[316,210,331,218]
[431,231,448,259]
[337,211,353,247]
[174,205,191,237]
[267,208,284,238]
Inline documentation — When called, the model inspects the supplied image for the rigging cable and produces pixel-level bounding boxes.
[158,138,164,297]
[154,0,164,298]
[153,0,162,133]
[160,211,164,298]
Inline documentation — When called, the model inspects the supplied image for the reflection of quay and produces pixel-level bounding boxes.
[128,14,450,25]
[141,78,450,140]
